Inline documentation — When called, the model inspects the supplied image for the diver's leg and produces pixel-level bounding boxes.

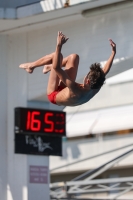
[19,52,55,73]
[58,54,80,88]
[43,54,79,88]
[47,53,63,94]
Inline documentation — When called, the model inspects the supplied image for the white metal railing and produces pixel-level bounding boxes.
[50,145,133,199]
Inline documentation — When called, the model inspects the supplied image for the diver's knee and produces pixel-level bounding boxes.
[70,54,79,61]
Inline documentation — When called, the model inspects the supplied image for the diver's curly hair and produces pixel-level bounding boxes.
[87,63,105,89]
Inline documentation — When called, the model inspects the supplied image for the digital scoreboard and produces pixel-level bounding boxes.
[15,107,66,136]
[14,107,66,156]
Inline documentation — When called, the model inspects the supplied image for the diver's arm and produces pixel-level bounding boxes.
[102,39,116,75]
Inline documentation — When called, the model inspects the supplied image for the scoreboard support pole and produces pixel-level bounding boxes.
[27,155,50,200]
[14,107,66,200]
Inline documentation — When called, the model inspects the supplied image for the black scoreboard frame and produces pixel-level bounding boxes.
[14,107,66,156]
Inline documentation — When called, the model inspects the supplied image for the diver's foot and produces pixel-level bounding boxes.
[43,65,51,74]
[19,63,34,73]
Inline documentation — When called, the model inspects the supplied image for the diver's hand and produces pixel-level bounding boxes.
[57,31,69,46]
[109,39,116,54]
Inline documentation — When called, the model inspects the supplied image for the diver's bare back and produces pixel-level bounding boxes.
[56,83,95,106]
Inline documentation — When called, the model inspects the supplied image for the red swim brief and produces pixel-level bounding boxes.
[47,86,64,105]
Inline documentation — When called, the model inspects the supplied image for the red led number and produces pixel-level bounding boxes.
[26,111,41,131]
[26,111,64,134]
[44,113,54,132]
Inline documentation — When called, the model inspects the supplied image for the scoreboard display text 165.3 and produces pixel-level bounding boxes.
[14,107,66,136]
